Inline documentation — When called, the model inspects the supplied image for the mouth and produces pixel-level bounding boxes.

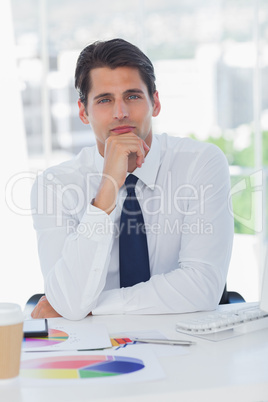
[110,126,136,134]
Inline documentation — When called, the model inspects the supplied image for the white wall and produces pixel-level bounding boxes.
[0,0,42,309]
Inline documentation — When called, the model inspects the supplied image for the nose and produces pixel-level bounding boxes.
[113,100,129,120]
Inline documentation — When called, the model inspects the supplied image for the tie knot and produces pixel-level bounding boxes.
[125,174,138,196]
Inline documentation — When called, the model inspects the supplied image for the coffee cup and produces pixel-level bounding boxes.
[0,303,24,380]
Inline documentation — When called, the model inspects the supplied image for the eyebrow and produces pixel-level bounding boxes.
[93,92,112,101]
[93,88,145,101]
[124,89,144,95]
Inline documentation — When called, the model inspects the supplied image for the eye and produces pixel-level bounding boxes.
[98,98,110,104]
[128,94,140,100]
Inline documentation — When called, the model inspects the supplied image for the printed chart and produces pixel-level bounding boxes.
[20,355,145,379]
[21,320,111,351]
[110,337,133,347]
[23,329,69,349]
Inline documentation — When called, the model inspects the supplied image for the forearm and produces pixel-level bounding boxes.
[33,199,114,320]
[92,260,226,315]
[93,175,118,215]
[44,231,112,320]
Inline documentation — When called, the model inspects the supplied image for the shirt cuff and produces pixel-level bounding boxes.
[77,203,116,241]
[92,289,123,315]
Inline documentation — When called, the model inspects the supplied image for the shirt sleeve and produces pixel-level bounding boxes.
[92,144,234,315]
[31,174,115,320]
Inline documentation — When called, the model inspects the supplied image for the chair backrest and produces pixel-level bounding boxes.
[219,285,245,305]
[24,293,44,316]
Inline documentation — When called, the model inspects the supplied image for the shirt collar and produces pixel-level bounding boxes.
[94,135,160,190]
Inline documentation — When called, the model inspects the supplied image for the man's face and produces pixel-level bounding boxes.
[78,66,161,156]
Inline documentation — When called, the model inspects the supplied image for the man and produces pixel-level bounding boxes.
[31,38,233,320]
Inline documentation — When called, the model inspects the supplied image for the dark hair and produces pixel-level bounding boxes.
[75,38,156,108]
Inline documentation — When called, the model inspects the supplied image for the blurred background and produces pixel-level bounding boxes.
[1,0,267,309]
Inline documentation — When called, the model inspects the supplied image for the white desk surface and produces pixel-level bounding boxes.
[1,306,268,402]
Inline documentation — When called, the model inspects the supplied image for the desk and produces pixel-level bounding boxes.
[1,310,268,402]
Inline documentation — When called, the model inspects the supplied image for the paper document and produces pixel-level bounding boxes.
[20,348,165,385]
[22,317,111,352]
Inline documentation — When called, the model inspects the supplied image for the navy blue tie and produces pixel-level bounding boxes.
[119,174,150,287]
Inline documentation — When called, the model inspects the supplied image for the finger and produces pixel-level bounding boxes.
[135,141,148,167]
[107,133,148,162]
[136,153,144,167]
[143,141,150,151]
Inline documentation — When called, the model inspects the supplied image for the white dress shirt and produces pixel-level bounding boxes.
[31,133,234,320]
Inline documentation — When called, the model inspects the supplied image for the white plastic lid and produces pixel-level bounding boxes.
[0,303,23,326]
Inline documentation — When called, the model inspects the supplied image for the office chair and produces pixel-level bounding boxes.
[26,293,45,308]
[219,285,245,304]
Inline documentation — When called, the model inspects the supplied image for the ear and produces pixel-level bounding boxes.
[78,99,90,124]
[152,91,161,117]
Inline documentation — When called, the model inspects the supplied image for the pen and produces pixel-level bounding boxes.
[132,338,195,346]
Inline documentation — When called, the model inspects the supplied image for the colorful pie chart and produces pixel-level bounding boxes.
[23,328,69,349]
[20,355,145,379]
